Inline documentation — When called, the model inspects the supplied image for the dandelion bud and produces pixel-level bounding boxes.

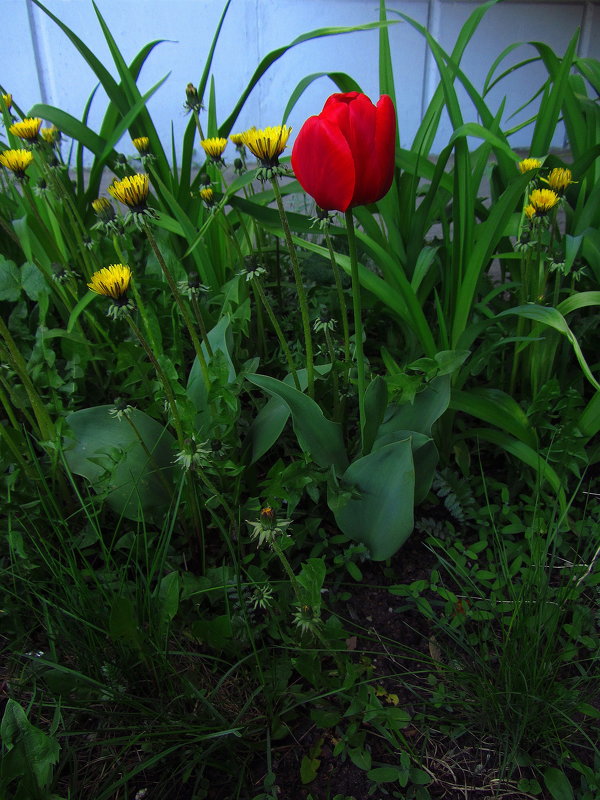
[185,83,202,112]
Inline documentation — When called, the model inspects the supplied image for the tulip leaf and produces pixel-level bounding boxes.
[283,72,362,124]
[376,376,451,440]
[246,367,316,464]
[219,21,391,136]
[246,374,348,473]
[63,405,176,521]
[362,376,388,456]
[329,438,415,560]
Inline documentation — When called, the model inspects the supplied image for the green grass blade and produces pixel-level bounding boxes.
[219,21,390,135]
[530,32,580,156]
[282,72,362,124]
[91,0,170,184]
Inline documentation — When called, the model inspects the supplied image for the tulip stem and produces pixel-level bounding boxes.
[270,177,314,398]
[345,210,366,450]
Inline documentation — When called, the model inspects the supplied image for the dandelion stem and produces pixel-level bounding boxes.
[253,277,300,389]
[125,314,184,445]
[345,209,366,448]
[144,223,210,388]
[270,176,314,397]
[324,227,351,370]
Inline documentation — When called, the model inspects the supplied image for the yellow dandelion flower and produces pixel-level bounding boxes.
[1,94,12,110]
[199,187,215,206]
[200,137,228,160]
[132,136,150,155]
[518,157,542,173]
[108,174,149,211]
[524,204,536,221]
[87,264,132,301]
[41,125,60,144]
[0,148,34,179]
[529,188,559,216]
[229,133,246,147]
[9,117,42,142]
[544,167,575,193]
[241,125,291,168]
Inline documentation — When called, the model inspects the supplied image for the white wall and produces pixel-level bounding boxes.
[4,0,599,161]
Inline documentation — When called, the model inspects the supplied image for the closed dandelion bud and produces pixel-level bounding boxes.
[199,171,212,187]
[41,125,60,145]
[518,157,543,174]
[1,93,12,111]
[234,157,244,174]
[185,83,202,112]
[132,136,150,155]
[260,506,277,526]
[200,187,215,207]
[92,197,116,223]
[544,167,575,194]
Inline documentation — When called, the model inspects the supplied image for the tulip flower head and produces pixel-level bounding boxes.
[291,92,396,212]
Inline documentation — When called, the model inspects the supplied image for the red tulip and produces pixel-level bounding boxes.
[291,92,396,212]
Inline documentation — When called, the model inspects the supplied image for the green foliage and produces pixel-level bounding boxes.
[0,0,599,797]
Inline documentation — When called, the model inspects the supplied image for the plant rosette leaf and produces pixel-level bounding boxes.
[63,405,176,521]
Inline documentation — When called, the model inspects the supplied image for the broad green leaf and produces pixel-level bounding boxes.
[296,558,326,607]
[377,376,451,438]
[109,596,142,649]
[246,367,315,464]
[154,571,180,631]
[579,391,600,439]
[1,699,60,792]
[0,259,21,301]
[64,405,176,521]
[362,376,388,455]
[543,767,574,800]
[330,438,415,560]
[246,373,348,473]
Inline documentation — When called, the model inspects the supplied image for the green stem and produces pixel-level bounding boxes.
[0,317,55,444]
[124,413,175,500]
[270,177,314,397]
[324,327,340,420]
[271,537,344,672]
[324,227,351,371]
[191,295,213,358]
[126,314,184,445]
[144,223,210,389]
[253,278,300,390]
[345,209,366,447]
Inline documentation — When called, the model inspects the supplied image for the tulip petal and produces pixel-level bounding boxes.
[370,94,396,204]
[320,92,395,207]
[291,115,355,212]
